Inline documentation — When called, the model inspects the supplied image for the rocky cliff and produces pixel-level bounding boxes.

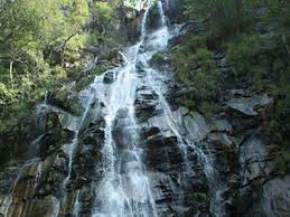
[0,1,289,217]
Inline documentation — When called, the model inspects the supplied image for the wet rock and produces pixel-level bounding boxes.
[142,115,175,138]
[10,161,41,200]
[146,4,162,33]
[7,195,59,217]
[118,7,142,42]
[0,168,19,195]
[164,0,184,24]
[207,133,233,147]
[226,94,273,116]
[78,183,99,216]
[262,175,290,217]
[135,87,160,121]
[0,195,10,217]
[183,112,210,142]
[0,116,36,166]
[37,153,68,197]
[37,104,80,133]
[0,159,61,217]
[48,84,83,116]
[103,70,115,84]
[112,109,137,150]
[80,124,104,147]
[1,2,288,216]
[140,120,184,172]
[74,145,103,184]
[208,118,233,133]
[149,172,178,212]
[146,134,178,150]
[239,135,273,186]
[29,196,59,217]
[37,109,75,159]
[59,191,78,217]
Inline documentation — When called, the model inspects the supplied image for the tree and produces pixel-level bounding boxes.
[184,0,250,38]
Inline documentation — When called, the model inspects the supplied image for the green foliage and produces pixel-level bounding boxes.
[173,34,220,114]
[173,35,218,96]
[0,0,93,132]
[180,0,290,111]
[95,2,114,23]
[265,65,290,147]
[183,0,289,41]
[271,77,290,164]
[226,29,290,148]
[0,82,16,105]
[227,34,262,77]
[88,1,124,47]
[264,0,290,32]
[183,0,258,38]
[0,0,39,48]
[0,0,156,134]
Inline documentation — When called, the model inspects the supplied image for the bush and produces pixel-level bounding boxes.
[173,35,218,96]
[184,0,254,38]
[95,2,114,23]
[227,34,262,77]
[0,82,16,105]
[173,34,220,113]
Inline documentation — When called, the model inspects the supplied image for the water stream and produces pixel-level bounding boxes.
[89,5,158,217]
[1,1,226,217]
[74,1,224,216]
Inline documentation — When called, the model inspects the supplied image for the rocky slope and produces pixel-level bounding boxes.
[0,1,289,217]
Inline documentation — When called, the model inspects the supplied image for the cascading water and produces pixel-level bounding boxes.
[89,2,196,216]
[70,1,222,216]
[157,1,167,26]
[89,6,158,217]
[33,84,99,217]
[0,2,227,217]
[122,2,226,217]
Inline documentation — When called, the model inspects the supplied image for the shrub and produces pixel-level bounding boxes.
[173,34,220,113]
[95,2,114,23]
[184,0,253,38]
[227,34,262,77]
[0,82,16,105]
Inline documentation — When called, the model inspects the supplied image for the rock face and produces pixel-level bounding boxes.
[262,176,290,217]
[226,94,273,116]
[0,1,289,217]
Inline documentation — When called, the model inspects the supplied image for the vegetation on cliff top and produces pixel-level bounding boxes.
[0,0,126,132]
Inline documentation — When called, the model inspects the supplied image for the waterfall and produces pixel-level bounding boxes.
[157,1,167,26]
[36,86,94,217]
[136,2,227,217]
[1,1,227,217]
[90,3,160,217]
[59,88,96,187]
[141,7,150,40]
[73,1,224,216]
